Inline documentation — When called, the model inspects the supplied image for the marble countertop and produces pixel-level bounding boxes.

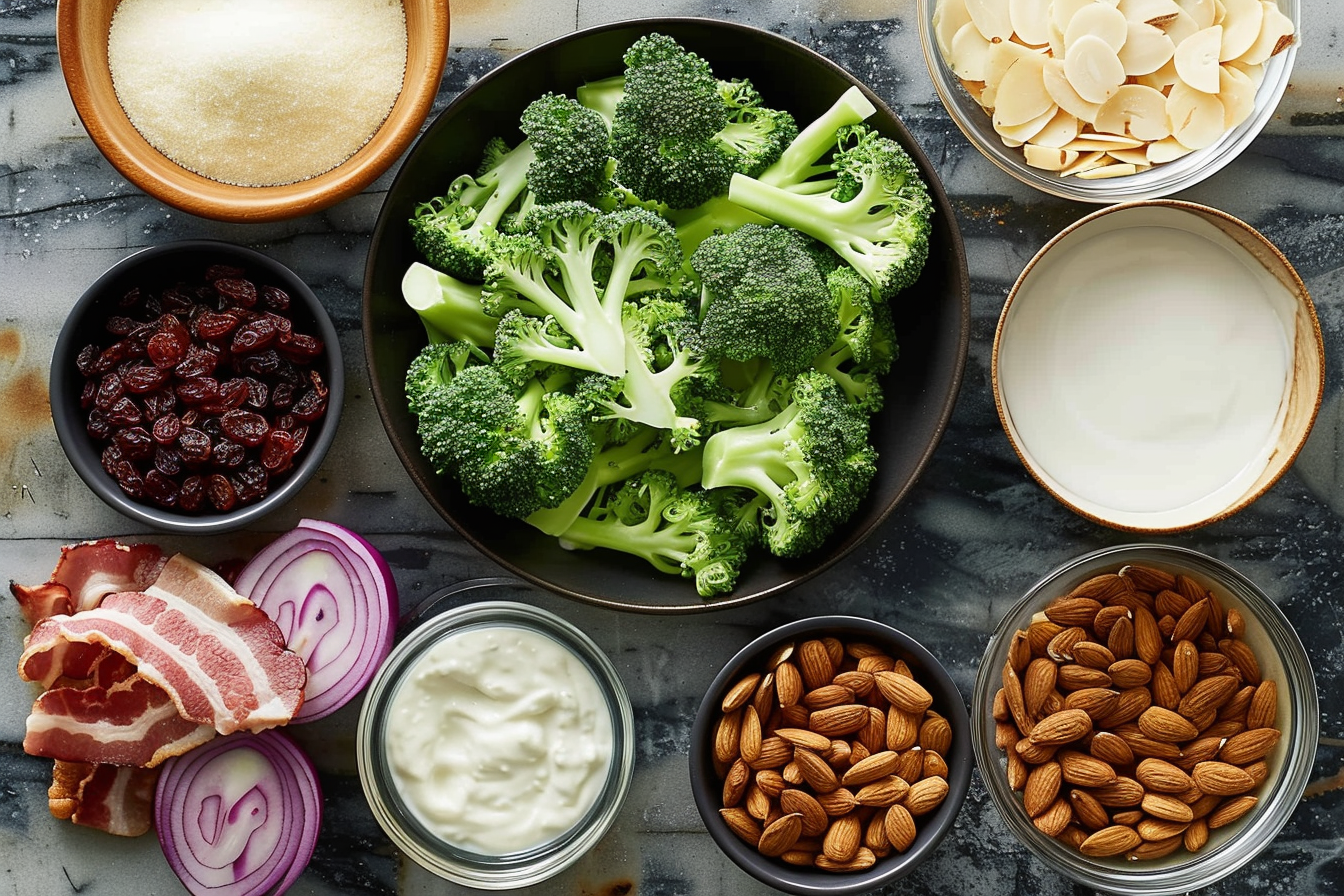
[2,1,1341,894]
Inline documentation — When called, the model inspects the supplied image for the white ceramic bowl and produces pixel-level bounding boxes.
[917,0,1300,202]
[992,200,1322,532]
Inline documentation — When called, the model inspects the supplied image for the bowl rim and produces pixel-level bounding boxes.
[990,198,1324,533]
[688,615,973,894]
[360,14,973,614]
[49,238,345,534]
[914,0,1301,202]
[969,543,1320,894]
[55,0,450,223]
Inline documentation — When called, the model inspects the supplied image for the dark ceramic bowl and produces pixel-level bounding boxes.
[689,616,972,893]
[363,17,971,613]
[51,240,343,534]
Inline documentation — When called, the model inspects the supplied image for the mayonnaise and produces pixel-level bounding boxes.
[383,624,614,855]
[997,208,1294,526]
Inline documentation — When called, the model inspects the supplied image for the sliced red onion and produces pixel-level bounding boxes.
[155,729,321,896]
[235,519,397,721]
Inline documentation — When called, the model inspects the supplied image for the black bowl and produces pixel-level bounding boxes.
[363,17,970,612]
[51,239,344,534]
[689,616,972,893]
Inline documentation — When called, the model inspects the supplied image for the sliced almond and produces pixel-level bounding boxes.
[1064,35,1127,104]
[998,104,1061,146]
[1167,79,1230,147]
[1147,135,1195,163]
[1074,161,1139,179]
[1023,143,1081,171]
[934,0,975,57]
[981,39,1047,108]
[1174,25,1224,93]
[1218,0,1264,60]
[1051,0,1096,32]
[1028,108,1083,147]
[993,54,1055,127]
[1119,20,1177,75]
[1094,84,1172,141]
[1218,63,1258,127]
[1060,150,1110,175]
[1009,0,1055,45]
[1065,3,1129,52]
[1177,0,1218,29]
[1116,0,1181,26]
[964,0,1015,40]
[949,21,995,82]
[1236,1,1294,65]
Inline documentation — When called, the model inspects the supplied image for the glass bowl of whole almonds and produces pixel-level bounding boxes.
[917,0,1299,200]
[689,616,971,894]
[972,544,1318,894]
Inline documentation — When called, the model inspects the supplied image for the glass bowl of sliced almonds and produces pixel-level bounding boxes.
[917,0,1299,200]
[689,616,972,894]
[972,544,1318,894]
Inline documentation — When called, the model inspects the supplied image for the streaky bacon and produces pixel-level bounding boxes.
[25,675,216,767]
[11,540,164,627]
[49,760,159,837]
[19,553,306,735]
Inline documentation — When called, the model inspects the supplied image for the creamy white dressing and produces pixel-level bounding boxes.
[383,624,614,855]
[997,209,1294,527]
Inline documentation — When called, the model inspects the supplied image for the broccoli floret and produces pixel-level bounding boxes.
[576,74,626,128]
[715,79,799,178]
[701,370,877,558]
[524,427,669,536]
[556,469,750,597]
[812,266,898,413]
[726,123,933,300]
[409,137,537,281]
[400,262,500,347]
[411,363,595,518]
[692,224,840,376]
[576,296,711,452]
[520,93,613,206]
[703,357,794,427]
[404,340,492,417]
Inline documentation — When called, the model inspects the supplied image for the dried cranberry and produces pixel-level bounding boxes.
[178,427,212,464]
[204,474,237,512]
[152,414,182,445]
[143,470,179,507]
[220,409,270,447]
[179,475,204,512]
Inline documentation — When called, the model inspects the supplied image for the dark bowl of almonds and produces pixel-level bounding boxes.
[971,544,1318,895]
[50,239,343,534]
[688,615,971,894]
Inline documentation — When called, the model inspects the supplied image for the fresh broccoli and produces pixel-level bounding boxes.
[555,469,750,597]
[410,362,595,518]
[702,357,794,427]
[409,137,537,281]
[701,370,877,558]
[404,340,491,418]
[812,265,898,413]
[519,93,613,206]
[715,79,798,178]
[692,224,840,376]
[400,262,499,347]
[575,75,626,128]
[576,295,712,452]
[726,122,933,300]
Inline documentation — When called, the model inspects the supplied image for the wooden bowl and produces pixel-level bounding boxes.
[56,0,449,223]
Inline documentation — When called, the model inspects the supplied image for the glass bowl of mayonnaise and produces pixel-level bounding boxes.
[356,585,635,888]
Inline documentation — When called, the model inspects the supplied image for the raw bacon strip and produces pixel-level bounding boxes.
[25,675,216,767]
[49,760,159,837]
[19,554,307,735]
[10,540,164,626]
[9,581,72,626]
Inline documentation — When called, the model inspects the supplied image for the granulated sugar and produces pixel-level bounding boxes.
[108,0,407,187]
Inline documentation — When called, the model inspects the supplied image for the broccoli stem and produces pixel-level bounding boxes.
[400,262,498,347]
[757,86,875,188]
[700,403,801,507]
[557,512,691,576]
[475,140,538,234]
[524,429,661,536]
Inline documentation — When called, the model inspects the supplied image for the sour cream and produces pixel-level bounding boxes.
[996,206,1298,528]
[384,624,614,855]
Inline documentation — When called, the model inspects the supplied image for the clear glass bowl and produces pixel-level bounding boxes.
[971,544,1318,894]
[916,0,1300,202]
[356,583,635,889]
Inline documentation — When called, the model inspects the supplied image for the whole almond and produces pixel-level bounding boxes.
[799,639,835,691]
[715,709,743,763]
[1015,737,1059,764]
[1219,727,1281,765]
[752,671,776,722]
[776,661,803,707]
[845,641,885,659]
[920,713,953,756]
[855,775,911,808]
[1080,824,1142,857]
[815,787,858,816]
[782,760,805,786]
[1155,588,1193,619]
[745,782,771,820]
[1028,620,1066,657]
[1198,651,1232,677]
[1089,731,1135,767]
[826,739,852,767]
[1184,817,1210,852]
[793,748,840,794]
[1121,564,1176,593]
[1172,639,1200,693]
[1225,608,1247,640]
[1115,727,1183,761]
[1106,658,1152,689]
[895,747,927,783]
[1150,662,1181,710]
[776,727,832,752]
[1246,680,1278,729]
[723,673,762,713]
[748,736,792,770]
[1107,615,1136,660]
[864,809,891,854]
[833,670,875,698]
[822,814,862,862]
[1028,708,1093,745]
[1007,749,1029,792]
[1023,657,1059,716]
[996,720,1020,752]
[1172,598,1210,644]
[884,804,918,852]
[1177,736,1224,769]
[1178,674,1240,720]
[1138,706,1199,743]
[1065,686,1120,721]
[1112,809,1144,826]
[1057,664,1112,691]
[740,705,763,763]
[1023,761,1062,817]
[720,807,762,846]
[1069,788,1111,830]
[859,706,887,754]
[758,812,803,857]
[1141,792,1196,824]
[804,684,855,711]
[842,750,900,787]
[815,846,876,872]
[1031,797,1073,837]
[904,775,950,816]
[848,740,870,765]
[1072,641,1116,670]
[1088,776,1145,807]
[756,768,786,798]
[1174,573,1205,601]
[1093,604,1132,639]
[780,848,817,867]
[809,704,870,738]
[922,750,949,780]
[1208,795,1258,829]
[874,670,934,714]
[886,707,921,751]
[856,653,896,674]
[1098,686,1152,728]
[723,758,750,808]
[1192,761,1256,796]
[1135,758,1194,794]
[1219,638,1261,685]
[1133,606,1163,665]
[1134,830,1187,854]
[822,636,845,669]
[1047,626,1089,662]
[1045,596,1104,626]
[779,789,828,837]
[1058,749,1117,788]
[1070,573,1131,601]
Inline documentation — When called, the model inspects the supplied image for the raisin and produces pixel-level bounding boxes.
[277,332,323,363]
[179,475,204,512]
[95,341,135,374]
[215,278,258,309]
[80,379,98,410]
[233,462,269,504]
[235,349,282,377]
[260,429,297,473]
[160,286,196,314]
[141,389,176,421]
[231,318,279,354]
[146,315,190,368]
[216,378,251,409]
[204,474,237,512]
[176,377,220,405]
[289,425,309,454]
[153,446,183,477]
[87,409,114,441]
[152,414,182,445]
[113,426,155,461]
[194,310,241,341]
[212,440,245,470]
[205,264,246,282]
[117,286,143,310]
[260,285,290,312]
[174,345,219,379]
[105,397,143,426]
[271,383,294,410]
[290,388,328,422]
[178,427,212,464]
[113,462,145,499]
[105,315,140,336]
[100,444,125,476]
[243,377,268,409]
[123,364,171,394]
[143,470,180,507]
[221,409,270,447]
[76,344,100,378]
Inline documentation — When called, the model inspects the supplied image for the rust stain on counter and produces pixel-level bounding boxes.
[0,326,52,467]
